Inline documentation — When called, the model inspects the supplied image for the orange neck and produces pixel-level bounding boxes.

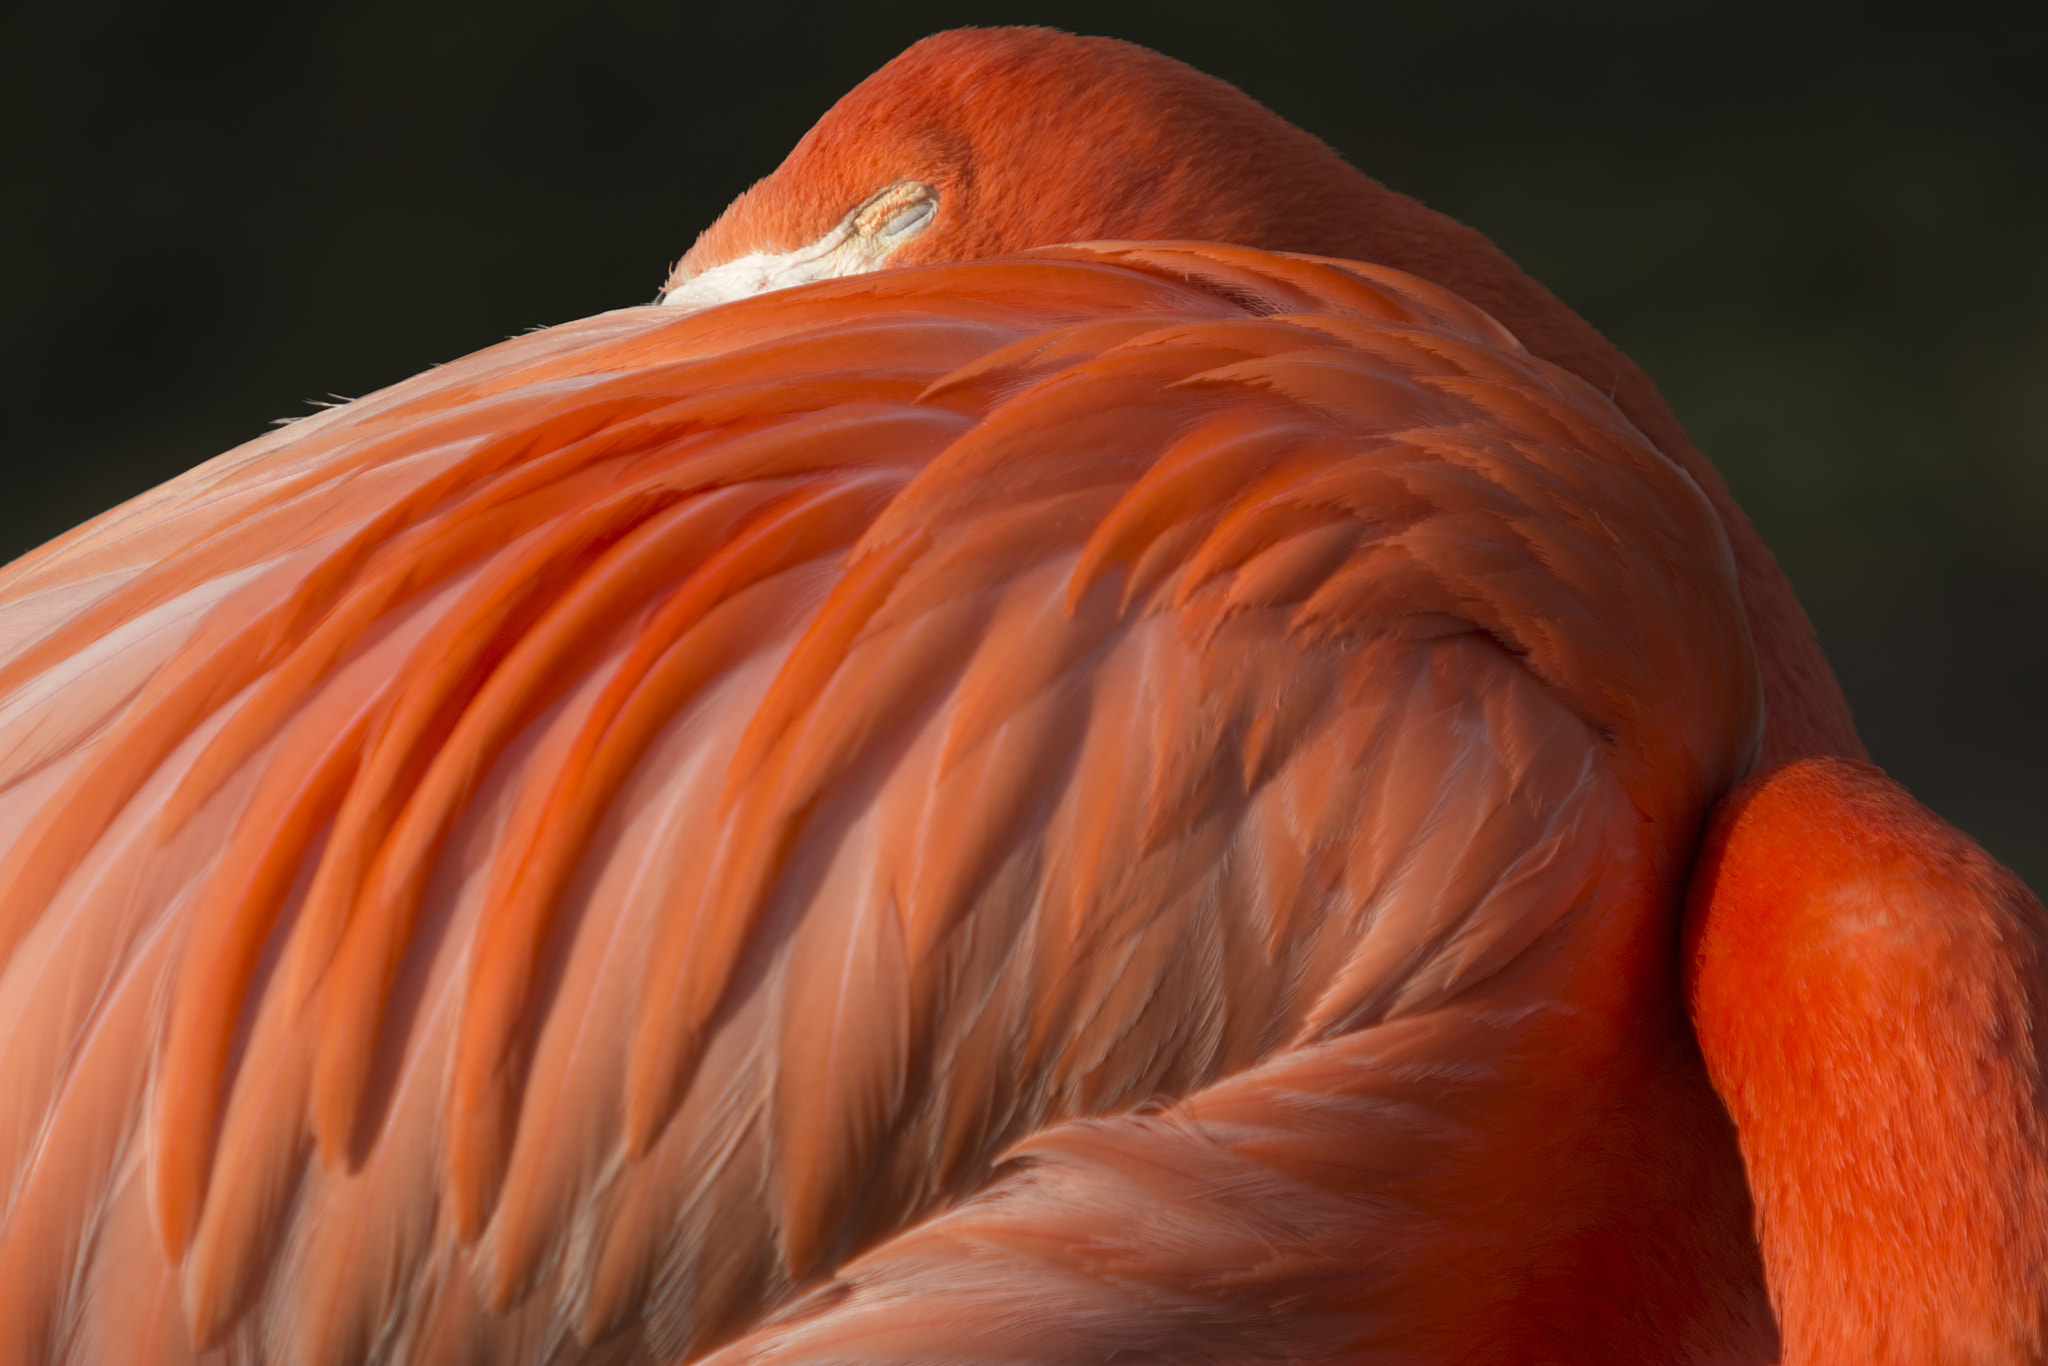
[1686,757,2048,1362]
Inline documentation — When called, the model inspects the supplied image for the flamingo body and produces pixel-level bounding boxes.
[0,25,2041,1366]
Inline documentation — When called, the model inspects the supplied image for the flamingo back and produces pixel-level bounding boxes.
[0,244,1768,1364]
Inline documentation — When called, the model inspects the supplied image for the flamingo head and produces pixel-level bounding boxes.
[659,26,1384,306]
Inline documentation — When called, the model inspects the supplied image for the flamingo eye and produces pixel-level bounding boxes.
[854,182,938,243]
[877,198,935,239]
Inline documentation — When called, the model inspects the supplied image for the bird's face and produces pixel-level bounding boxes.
[657,27,1385,309]
[659,177,942,307]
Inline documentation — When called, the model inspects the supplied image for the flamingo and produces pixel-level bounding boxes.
[0,25,2041,1365]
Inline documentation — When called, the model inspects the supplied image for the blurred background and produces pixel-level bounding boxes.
[5,1,2043,885]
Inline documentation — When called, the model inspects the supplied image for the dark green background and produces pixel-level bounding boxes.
[6,3,2043,885]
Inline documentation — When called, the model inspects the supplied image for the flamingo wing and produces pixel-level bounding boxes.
[1684,756,2048,1363]
[1,245,1765,1364]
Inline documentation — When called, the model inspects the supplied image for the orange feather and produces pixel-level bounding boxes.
[0,25,2039,1366]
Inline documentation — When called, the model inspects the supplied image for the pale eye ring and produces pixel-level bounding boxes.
[852,181,939,244]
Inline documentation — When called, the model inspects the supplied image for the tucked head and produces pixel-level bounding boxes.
[655,25,1865,785]
[659,27,1389,306]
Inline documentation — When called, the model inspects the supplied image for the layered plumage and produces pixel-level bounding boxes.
[1,24,2042,1366]
[0,241,1761,1363]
